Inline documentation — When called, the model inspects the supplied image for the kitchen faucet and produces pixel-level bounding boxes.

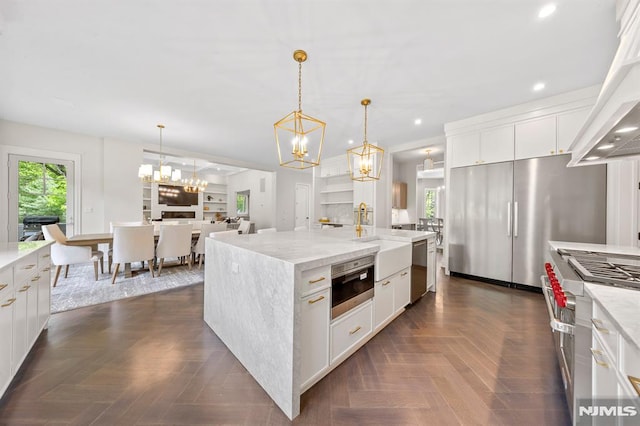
[356,202,368,238]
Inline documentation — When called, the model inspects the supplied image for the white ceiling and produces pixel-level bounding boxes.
[0,0,618,170]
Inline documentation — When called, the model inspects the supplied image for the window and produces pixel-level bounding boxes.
[424,188,437,219]
[236,190,250,216]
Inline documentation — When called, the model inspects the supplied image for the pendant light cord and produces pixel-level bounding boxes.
[298,61,302,112]
[363,103,368,145]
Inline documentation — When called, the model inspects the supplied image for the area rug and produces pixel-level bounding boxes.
[51,262,204,313]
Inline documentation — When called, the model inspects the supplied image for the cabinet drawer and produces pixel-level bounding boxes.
[591,331,618,399]
[331,301,372,363]
[14,254,38,284]
[592,303,619,361]
[38,249,51,270]
[300,265,331,296]
[621,338,640,397]
[0,268,12,296]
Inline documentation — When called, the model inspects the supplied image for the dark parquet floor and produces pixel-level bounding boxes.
[0,267,570,425]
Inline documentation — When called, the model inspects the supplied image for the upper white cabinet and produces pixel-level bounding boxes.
[557,107,591,154]
[515,116,557,160]
[449,133,480,168]
[449,125,514,168]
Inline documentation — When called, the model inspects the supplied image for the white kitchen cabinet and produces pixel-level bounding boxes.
[11,285,28,375]
[0,267,13,396]
[25,278,39,347]
[557,107,590,154]
[427,238,436,292]
[37,258,51,331]
[300,265,331,297]
[621,338,640,397]
[515,116,557,160]
[480,125,514,164]
[374,277,394,330]
[449,133,480,168]
[330,301,372,364]
[591,332,619,399]
[393,268,411,313]
[300,288,330,390]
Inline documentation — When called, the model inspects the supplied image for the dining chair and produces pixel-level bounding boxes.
[155,224,193,276]
[42,224,104,287]
[111,225,155,284]
[108,221,145,273]
[257,227,277,234]
[192,223,227,268]
[238,220,251,234]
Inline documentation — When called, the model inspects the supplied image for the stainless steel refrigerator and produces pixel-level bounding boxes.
[448,154,606,288]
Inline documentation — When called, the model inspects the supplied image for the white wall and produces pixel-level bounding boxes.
[393,160,421,223]
[103,137,144,228]
[275,169,312,231]
[226,169,277,230]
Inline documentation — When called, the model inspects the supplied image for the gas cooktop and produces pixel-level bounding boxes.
[557,248,640,290]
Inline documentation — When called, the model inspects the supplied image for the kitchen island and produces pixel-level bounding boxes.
[204,228,435,419]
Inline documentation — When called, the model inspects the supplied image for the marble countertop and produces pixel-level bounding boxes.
[585,283,640,349]
[0,241,52,271]
[209,228,436,268]
[549,241,640,257]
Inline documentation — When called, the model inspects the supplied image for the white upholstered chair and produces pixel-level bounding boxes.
[111,225,155,284]
[257,227,277,234]
[155,224,192,275]
[188,220,211,231]
[192,223,227,268]
[108,221,145,273]
[42,224,104,287]
[238,220,251,234]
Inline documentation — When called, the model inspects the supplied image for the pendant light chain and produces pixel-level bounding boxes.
[298,61,302,113]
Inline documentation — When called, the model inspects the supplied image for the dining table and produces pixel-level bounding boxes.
[66,230,201,278]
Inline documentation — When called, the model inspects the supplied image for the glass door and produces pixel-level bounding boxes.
[8,155,75,241]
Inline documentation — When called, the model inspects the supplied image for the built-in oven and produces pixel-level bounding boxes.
[331,255,375,320]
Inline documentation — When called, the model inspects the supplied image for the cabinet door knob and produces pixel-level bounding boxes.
[550,150,555,154]
[559,149,564,153]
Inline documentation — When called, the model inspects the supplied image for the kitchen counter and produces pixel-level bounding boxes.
[203,227,436,420]
[549,240,640,257]
[585,283,640,349]
[0,241,52,271]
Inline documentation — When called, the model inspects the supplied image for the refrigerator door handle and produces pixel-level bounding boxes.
[514,201,519,238]
[507,202,512,237]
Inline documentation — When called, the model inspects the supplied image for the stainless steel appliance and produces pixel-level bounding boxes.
[411,240,427,303]
[449,154,606,288]
[331,255,375,319]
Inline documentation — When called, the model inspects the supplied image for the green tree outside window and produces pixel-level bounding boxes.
[18,161,67,223]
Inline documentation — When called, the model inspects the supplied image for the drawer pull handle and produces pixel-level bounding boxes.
[308,295,325,304]
[1,298,16,307]
[590,348,609,368]
[19,285,31,292]
[308,277,326,284]
[31,276,40,282]
[400,272,408,277]
[591,318,609,334]
[349,326,362,335]
[42,254,50,258]
[629,375,640,397]
[43,267,51,272]
[0,284,7,291]
[382,280,391,286]
[22,264,36,270]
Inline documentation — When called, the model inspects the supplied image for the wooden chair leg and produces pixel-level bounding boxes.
[111,263,120,284]
[64,265,70,278]
[100,257,104,274]
[148,259,155,278]
[158,258,164,276]
[108,254,112,274]
[187,255,191,270]
[93,261,99,281]
[199,254,203,269]
[53,265,62,287]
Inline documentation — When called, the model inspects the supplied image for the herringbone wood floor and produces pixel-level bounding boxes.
[0,269,570,425]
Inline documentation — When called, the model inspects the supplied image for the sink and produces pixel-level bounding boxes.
[365,239,412,281]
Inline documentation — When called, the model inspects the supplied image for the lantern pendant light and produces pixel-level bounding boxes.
[274,50,326,169]
[182,159,208,193]
[348,99,384,181]
[138,124,179,183]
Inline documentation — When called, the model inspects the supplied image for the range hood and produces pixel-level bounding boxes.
[568,0,640,166]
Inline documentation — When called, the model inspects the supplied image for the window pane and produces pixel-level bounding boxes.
[424,189,436,219]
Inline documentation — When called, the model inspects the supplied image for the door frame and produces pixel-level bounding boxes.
[1,145,82,242]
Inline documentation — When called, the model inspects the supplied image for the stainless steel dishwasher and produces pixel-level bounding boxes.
[411,240,427,303]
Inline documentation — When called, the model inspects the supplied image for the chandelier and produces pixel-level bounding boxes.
[274,49,326,169]
[347,99,384,181]
[423,149,434,170]
[138,124,181,184]
[182,160,208,193]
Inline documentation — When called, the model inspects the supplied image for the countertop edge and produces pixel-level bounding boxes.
[585,283,640,350]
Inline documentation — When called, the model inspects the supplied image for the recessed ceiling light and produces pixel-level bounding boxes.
[533,82,546,92]
[414,118,422,125]
[216,167,221,171]
[586,156,600,161]
[348,139,354,145]
[597,143,615,150]
[615,126,639,133]
[538,3,557,19]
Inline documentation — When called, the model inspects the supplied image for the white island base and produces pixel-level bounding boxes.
[203,229,435,419]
